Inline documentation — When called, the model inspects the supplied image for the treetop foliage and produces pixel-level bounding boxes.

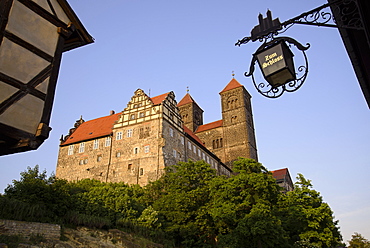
[0,159,342,248]
[348,233,370,248]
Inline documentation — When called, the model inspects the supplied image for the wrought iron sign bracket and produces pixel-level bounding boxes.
[236,0,363,98]
[236,0,364,47]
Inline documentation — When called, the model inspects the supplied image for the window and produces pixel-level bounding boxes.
[128,164,132,170]
[130,114,135,120]
[80,158,88,165]
[198,149,201,156]
[139,112,145,118]
[180,136,184,145]
[169,127,173,137]
[139,168,144,176]
[193,145,196,153]
[173,149,177,158]
[93,140,99,149]
[97,155,102,162]
[116,152,121,157]
[213,138,223,149]
[134,147,139,154]
[105,137,111,147]
[68,145,74,155]
[79,142,85,153]
[127,129,133,137]
[116,131,123,140]
[188,141,192,149]
[144,145,150,153]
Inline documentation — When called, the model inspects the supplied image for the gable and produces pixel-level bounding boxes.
[61,113,120,146]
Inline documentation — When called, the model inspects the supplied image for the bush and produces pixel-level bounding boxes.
[63,211,111,229]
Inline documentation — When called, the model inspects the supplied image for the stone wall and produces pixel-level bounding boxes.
[0,219,60,240]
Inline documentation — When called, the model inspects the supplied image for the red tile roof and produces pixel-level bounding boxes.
[61,92,171,146]
[183,125,205,147]
[195,120,223,133]
[220,78,243,93]
[271,168,289,180]
[150,92,170,105]
[61,113,121,146]
[177,93,194,107]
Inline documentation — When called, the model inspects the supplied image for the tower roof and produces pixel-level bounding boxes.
[177,93,195,107]
[177,92,203,112]
[220,78,243,93]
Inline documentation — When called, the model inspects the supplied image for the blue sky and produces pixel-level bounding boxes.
[1,0,369,244]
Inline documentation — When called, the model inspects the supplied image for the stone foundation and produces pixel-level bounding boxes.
[0,219,60,240]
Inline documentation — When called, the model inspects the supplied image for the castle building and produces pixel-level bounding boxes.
[56,78,258,186]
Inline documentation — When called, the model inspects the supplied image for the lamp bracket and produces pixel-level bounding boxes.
[245,37,310,98]
[236,0,364,46]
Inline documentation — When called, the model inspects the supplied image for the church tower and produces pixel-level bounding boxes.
[194,77,258,168]
[177,92,204,132]
[219,78,258,166]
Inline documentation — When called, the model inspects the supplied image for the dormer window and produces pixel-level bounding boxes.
[130,114,136,120]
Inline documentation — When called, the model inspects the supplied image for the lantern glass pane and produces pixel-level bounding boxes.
[0,38,50,83]
[0,94,44,134]
[256,43,286,77]
[7,0,59,56]
[267,69,295,88]
[0,82,18,102]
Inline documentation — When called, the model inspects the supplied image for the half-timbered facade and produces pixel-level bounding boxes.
[0,0,93,155]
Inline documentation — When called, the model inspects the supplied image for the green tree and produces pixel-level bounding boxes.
[208,158,288,248]
[277,173,342,248]
[349,233,370,248]
[146,160,217,247]
[70,180,145,224]
[3,165,72,222]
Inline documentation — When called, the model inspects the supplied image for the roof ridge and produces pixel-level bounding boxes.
[220,78,243,93]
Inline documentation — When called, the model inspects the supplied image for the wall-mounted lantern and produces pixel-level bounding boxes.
[236,1,368,100]
[236,10,310,98]
[255,40,296,88]
[0,0,93,155]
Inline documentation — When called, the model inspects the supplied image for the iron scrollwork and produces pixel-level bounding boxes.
[245,37,310,98]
